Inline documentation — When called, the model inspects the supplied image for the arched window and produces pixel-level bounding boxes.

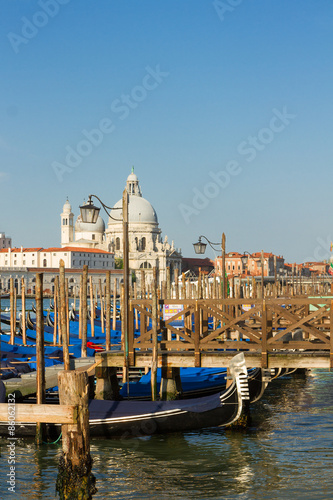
[141,237,146,251]
[140,261,152,269]
[43,259,47,267]
[116,237,120,250]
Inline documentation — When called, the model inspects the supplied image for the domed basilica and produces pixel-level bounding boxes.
[61,170,182,283]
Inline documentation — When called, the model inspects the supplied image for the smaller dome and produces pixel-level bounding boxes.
[75,215,105,233]
[127,172,138,182]
[62,199,72,214]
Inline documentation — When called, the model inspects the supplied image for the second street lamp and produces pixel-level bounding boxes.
[192,233,227,298]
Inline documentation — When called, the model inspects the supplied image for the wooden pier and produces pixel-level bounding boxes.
[96,297,333,371]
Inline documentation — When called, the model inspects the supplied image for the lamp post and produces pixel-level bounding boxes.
[193,233,227,298]
[241,251,251,274]
[80,190,129,364]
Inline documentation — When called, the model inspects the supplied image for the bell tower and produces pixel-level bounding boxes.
[61,199,74,246]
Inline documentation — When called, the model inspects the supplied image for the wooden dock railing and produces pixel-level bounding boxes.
[123,297,333,369]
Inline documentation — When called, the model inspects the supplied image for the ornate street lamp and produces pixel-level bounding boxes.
[193,237,207,255]
[80,191,130,369]
[193,233,227,298]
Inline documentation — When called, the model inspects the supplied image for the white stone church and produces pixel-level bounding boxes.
[61,170,182,283]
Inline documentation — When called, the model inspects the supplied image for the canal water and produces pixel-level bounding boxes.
[1,369,333,499]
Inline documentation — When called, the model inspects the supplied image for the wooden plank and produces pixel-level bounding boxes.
[95,349,332,368]
[0,403,77,424]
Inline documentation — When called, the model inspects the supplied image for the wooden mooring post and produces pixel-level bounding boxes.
[56,370,97,500]
[59,261,70,370]
[36,273,46,445]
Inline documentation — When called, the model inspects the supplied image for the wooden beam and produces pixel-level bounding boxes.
[0,404,77,424]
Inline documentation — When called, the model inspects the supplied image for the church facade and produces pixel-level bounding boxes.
[61,170,182,283]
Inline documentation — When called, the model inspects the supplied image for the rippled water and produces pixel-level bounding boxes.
[1,370,333,499]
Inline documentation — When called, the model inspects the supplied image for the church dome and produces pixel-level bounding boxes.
[75,214,105,233]
[109,196,158,224]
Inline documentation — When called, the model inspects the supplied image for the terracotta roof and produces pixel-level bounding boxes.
[43,247,113,254]
[225,252,244,258]
[0,247,43,253]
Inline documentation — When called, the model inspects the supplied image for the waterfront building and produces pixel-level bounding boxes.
[0,247,115,295]
[216,252,285,278]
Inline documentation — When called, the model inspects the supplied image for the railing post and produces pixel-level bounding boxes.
[194,301,201,367]
[261,300,268,369]
[128,302,135,365]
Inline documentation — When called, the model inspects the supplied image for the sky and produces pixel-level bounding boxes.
[1,0,333,265]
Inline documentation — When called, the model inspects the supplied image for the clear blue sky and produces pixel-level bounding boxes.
[1,0,333,264]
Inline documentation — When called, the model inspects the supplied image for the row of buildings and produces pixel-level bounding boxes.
[184,254,331,280]
[0,170,331,294]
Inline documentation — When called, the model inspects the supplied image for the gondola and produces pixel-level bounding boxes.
[0,353,250,438]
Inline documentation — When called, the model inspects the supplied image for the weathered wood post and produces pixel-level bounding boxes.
[160,367,182,400]
[261,250,264,298]
[151,279,158,401]
[65,278,70,344]
[56,370,97,499]
[122,188,130,383]
[36,273,45,445]
[99,278,104,334]
[261,300,268,369]
[81,265,88,357]
[10,277,15,344]
[21,277,26,344]
[174,267,179,300]
[89,277,95,338]
[194,301,201,367]
[53,276,59,345]
[166,266,171,299]
[112,278,117,331]
[59,261,70,370]
[105,271,111,351]
[222,233,226,299]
